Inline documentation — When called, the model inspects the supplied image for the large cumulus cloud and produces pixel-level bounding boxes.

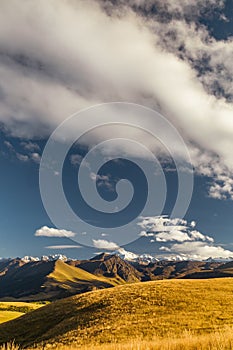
[1,0,233,198]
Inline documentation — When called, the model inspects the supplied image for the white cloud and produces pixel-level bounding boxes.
[189,230,214,242]
[138,216,188,234]
[138,216,215,243]
[0,0,233,197]
[45,245,81,249]
[101,0,223,18]
[30,152,41,164]
[155,230,191,243]
[35,226,77,238]
[190,147,233,200]
[138,215,233,259]
[208,175,233,200]
[92,239,119,250]
[170,241,233,260]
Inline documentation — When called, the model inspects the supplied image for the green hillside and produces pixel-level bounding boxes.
[1,278,233,348]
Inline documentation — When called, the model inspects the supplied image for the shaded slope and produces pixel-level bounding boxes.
[1,278,233,347]
[183,261,233,279]
[131,260,223,280]
[0,258,25,276]
[68,253,141,283]
[0,260,115,301]
[0,260,55,299]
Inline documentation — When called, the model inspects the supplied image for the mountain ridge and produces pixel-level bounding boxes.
[0,260,115,301]
[1,254,233,301]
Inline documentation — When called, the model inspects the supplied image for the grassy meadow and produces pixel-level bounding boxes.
[0,302,44,324]
[0,278,233,349]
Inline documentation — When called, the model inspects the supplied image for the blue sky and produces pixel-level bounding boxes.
[0,0,233,259]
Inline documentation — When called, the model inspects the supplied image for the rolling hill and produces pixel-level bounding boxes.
[1,278,233,348]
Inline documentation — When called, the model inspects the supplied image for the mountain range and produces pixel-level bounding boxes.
[1,253,233,301]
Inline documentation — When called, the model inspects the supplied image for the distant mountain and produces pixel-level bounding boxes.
[0,259,115,301]
[1,253,233,301]
[67,253,142,283]
[0,258,24,276]
[131,260,223,280]
[181,260,233,279]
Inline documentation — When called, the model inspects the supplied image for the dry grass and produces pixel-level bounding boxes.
[1,328,233,350]
[0,344,19,350]
[1,279,233,348]
[49,328,233,350]
[0,311,24,324]
[0,302,44,324]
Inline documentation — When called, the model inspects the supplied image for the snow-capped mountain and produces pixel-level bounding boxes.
[21,254,68,263]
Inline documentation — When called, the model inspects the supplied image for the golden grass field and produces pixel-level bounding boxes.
[0,302,44,324]
[1,329,233,350]
[39,328,233,349]
[1,278,233,349]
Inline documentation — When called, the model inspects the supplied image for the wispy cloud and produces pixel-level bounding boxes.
[45,245,81,249]
[90,172,115,191]
[16,153,29,162]
[70,154,90,169]
[20,141,40,152]
[3,139,41,163]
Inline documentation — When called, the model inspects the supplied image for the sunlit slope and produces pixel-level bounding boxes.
[1,278,233,347]
[44,260,122,292]
[0,302,43,324]
[0,260,116,301]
